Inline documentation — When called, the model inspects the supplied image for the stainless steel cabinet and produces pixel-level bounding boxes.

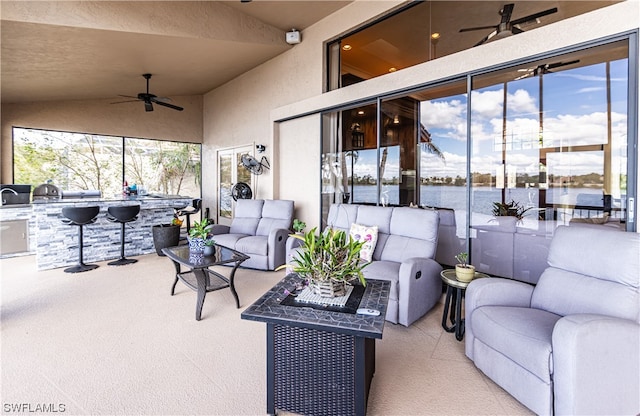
[0,220,29,255]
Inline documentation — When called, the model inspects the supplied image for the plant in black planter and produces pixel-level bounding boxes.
[152,218,182,256]
[187,218,211,253]
[491,200,533,221]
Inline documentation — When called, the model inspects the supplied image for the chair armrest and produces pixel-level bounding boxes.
[397,257,443,326]
[552,314,640,415]
[206,224,230,236]
[465,278,535,359]
[267,228,291,270]
[465,278,534,311]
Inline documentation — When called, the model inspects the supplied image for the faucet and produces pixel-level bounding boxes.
[0,188,18,206]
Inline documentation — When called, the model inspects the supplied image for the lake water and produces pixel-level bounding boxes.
[351,185,607,215]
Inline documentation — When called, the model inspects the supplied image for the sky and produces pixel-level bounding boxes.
[351,58,628,184]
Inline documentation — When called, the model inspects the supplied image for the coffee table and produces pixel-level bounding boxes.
[440,269,489,341]
[242,273,390,416]
[162,244,249,320]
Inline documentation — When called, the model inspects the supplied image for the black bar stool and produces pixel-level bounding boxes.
[106,205,141,266]
[61,206,100,273]
[175,198,202,233]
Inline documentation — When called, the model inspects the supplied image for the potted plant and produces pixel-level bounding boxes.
[292,218,306,234]
[492,200,533,222]
[454,252,476,282]
[278,227,368,297]
[187,218,211,254]
[203,237,216,256]
[152,217,182,256]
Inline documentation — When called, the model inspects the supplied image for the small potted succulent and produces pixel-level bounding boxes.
[454,252,476,282]
[203,237,216,256]
[292,218,306,234]
[187,218,211,254]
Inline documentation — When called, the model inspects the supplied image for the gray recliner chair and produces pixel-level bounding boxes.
[207,199,294,270]
[465,225,639,415]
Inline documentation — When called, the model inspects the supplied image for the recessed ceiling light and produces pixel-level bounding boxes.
[342,44,352,51]
[431,33,441,40]
[357,110,365,115]
[388,67,397,72]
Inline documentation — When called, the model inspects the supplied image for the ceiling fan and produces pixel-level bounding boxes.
[112,74,183,112]
[460,3,558,47]
[515,60,580,80]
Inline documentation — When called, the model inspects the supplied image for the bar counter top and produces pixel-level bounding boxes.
[1,195,193,269]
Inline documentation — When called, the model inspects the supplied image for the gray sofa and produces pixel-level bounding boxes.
[465,225,640,415]
[207,199,294,270]
[288,204,442,327]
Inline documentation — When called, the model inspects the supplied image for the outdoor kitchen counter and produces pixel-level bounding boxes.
[30,196,192,270]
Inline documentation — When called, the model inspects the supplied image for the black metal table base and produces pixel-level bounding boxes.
[64,262,99,273]
[441,285,465,341]
[169,261,242,321]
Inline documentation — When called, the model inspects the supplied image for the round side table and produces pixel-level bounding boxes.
[440,269,489,341]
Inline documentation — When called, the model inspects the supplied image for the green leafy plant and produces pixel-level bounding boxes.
[203,237,216,247]
[277,227,368,286]
[292,218,306,233]
[455,252,471,268]
[188,218,211,239]
[492,200,533,221]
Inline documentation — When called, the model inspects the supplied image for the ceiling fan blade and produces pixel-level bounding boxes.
[117,94,138,99]
[144,101,154,112]
[474,30,496,47]
[460,25,498,33]
[152,99,184,111]
[500,3,515,24]
[511,7,557,26]
[547,59,580,70]
[110,99,140,104]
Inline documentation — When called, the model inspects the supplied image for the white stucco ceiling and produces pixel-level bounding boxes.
[0,1,351,103]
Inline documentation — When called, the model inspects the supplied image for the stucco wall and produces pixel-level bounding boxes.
[1,96,203,182]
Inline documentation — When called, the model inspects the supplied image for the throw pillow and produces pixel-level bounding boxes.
[349,223,378,263]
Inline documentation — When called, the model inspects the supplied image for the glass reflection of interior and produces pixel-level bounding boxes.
[328,1,621,90]
[322,38,630,281]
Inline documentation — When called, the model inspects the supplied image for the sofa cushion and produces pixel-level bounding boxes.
[229,200,264,235]
[213,234,247,250]
[355,205,393,234]
[349,223,378,262]
[471,306,561,383]
[256,200,294,236]
[362,260,400,302]
[327,204,359,233]
[235,235,268,256]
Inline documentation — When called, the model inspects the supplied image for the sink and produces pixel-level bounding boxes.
[0,184,31,205]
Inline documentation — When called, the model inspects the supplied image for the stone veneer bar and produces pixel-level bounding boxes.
[27,196,191,270]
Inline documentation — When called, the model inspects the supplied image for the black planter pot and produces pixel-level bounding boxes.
[152,224,181,256]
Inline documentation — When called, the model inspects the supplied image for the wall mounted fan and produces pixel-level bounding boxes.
[460,3,557,47]
[240,154,270,175]
[231,182,253,201]
[112,74,183,112]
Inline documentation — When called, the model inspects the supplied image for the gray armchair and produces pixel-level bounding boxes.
[207,199,294,270]
[465,225,639,415]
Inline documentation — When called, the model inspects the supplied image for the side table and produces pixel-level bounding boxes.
[440,269,489,341]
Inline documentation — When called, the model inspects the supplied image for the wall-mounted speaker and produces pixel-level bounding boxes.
[286,29,301,45]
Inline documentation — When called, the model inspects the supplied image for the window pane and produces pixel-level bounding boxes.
[219,151,232,219]
[13,128,123,197]
[469,40,629,281]
[124,138,200,197]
